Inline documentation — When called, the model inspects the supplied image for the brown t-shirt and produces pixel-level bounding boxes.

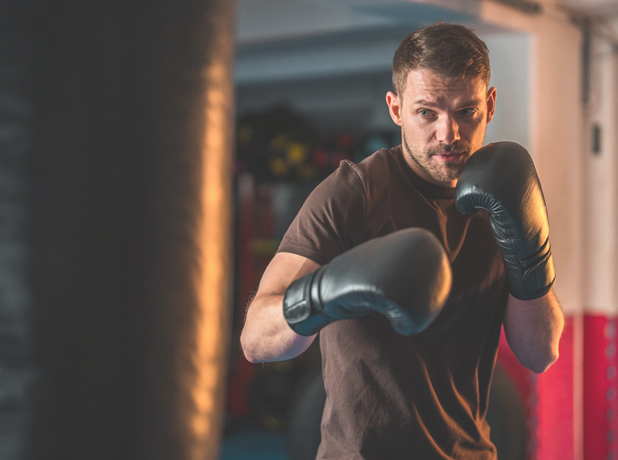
[278,145,508,460]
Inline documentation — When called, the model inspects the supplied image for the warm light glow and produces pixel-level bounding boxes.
[191,57,234,460]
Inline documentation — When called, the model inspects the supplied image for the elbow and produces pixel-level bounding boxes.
[242,348,260,364]
[240,334,261,364]
[525,349,559,374]
[240,325,312,363]
[240,327,262,363]
[243,352,261,364]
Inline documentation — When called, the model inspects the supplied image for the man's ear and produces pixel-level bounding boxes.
[386,91,403,127]
[486,87,497,123]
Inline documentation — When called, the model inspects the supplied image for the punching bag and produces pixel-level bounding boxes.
[0,1,236,459]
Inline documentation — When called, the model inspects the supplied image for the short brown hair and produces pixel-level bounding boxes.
[392,22,490,97]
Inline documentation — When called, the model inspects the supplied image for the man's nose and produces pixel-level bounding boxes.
[436,116,460,145]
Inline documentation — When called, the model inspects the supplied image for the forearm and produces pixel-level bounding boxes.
[240,293,316,363]
[503,290,564,373]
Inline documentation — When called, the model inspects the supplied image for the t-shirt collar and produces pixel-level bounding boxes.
[394,144,456,200]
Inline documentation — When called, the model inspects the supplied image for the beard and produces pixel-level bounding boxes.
[402,133,477,183]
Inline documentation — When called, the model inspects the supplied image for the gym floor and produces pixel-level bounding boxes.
[220,430,288,460]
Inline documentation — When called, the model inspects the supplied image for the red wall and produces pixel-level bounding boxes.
[498,316,577,459]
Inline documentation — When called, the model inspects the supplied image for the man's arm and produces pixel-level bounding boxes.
[455,142,563,373]
[456,143,555,301]
[503,289,564,374]
[240,252,320,363]
[242,229,453,362]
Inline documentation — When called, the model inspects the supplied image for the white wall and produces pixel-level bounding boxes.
[482,33,531,148]
[583,33,618,315]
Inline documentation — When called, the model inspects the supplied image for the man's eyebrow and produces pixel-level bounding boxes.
[412,99,436,106]
[412,98,485,107]
[457,99,485,107]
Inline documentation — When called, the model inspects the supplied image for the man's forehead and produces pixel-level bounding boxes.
[404,69,487,101]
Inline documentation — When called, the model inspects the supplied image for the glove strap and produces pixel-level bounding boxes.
[283,267,332,336]
[519,238,555,299]
[508,237,555,300]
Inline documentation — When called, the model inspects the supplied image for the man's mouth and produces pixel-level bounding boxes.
[433,151,466,162]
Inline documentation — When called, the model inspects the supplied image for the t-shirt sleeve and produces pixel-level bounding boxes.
[277,160,366,266]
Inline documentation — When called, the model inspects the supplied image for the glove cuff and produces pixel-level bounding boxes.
[282,267,332,336]
[508,237,556,300]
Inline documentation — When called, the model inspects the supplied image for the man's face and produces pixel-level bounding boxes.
[386,68,496,187]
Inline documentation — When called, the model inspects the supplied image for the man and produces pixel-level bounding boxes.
[241,22,564,459]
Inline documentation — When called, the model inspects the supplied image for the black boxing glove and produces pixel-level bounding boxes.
[283,228,452,336]
[455,141,555,300]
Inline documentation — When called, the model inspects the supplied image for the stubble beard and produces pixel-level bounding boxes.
[402,133,476,183]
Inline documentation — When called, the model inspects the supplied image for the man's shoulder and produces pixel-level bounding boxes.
[308,146,402,200]
[348,145,403,181]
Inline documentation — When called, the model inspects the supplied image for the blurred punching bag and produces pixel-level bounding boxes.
[0,1,236,459]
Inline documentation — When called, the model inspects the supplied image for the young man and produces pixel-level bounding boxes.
[241,22,564,459]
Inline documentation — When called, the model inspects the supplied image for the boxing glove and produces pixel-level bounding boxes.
[455,142,555,300]
[283,228,452,336]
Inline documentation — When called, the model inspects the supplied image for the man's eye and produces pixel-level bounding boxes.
[419,109,433,117]
[459,108,476,116]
